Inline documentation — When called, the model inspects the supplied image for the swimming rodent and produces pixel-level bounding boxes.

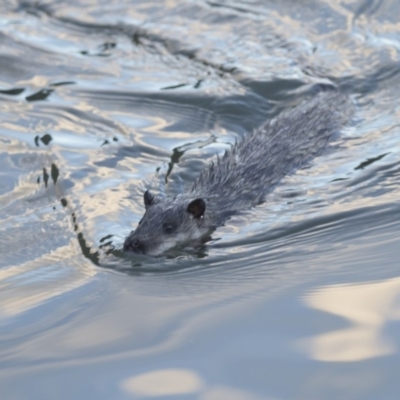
[123,87,353,256]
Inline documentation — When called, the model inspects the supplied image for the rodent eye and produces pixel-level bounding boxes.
[163,223,174,234]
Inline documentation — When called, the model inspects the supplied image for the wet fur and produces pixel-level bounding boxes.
[124,89,353,255]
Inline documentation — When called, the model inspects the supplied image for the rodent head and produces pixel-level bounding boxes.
[123,190,208,256]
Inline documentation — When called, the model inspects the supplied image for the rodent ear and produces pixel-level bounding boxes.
[187,198,206,219]
[143,190,155,208]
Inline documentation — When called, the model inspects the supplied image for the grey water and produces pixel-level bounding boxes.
[0,0,399,399]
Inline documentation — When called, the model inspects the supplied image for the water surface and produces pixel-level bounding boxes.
[1,0,400,399]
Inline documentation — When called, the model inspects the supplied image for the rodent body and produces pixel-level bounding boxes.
[124,88,353,256]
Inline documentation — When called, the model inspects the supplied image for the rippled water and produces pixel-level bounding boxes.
[1,0,400,399]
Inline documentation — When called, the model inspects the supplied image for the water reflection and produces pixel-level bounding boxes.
[120,368,265,399]
[121,368,204,397]
[0,245,96,317]
[1,0,400,398]
[297,276,400,362]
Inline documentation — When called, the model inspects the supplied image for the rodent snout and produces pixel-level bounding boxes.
[123,237,145,253]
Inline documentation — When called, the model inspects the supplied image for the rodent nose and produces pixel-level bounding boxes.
[123,237,144,253]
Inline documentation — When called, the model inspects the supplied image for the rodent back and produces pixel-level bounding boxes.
[191,89,353,214]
